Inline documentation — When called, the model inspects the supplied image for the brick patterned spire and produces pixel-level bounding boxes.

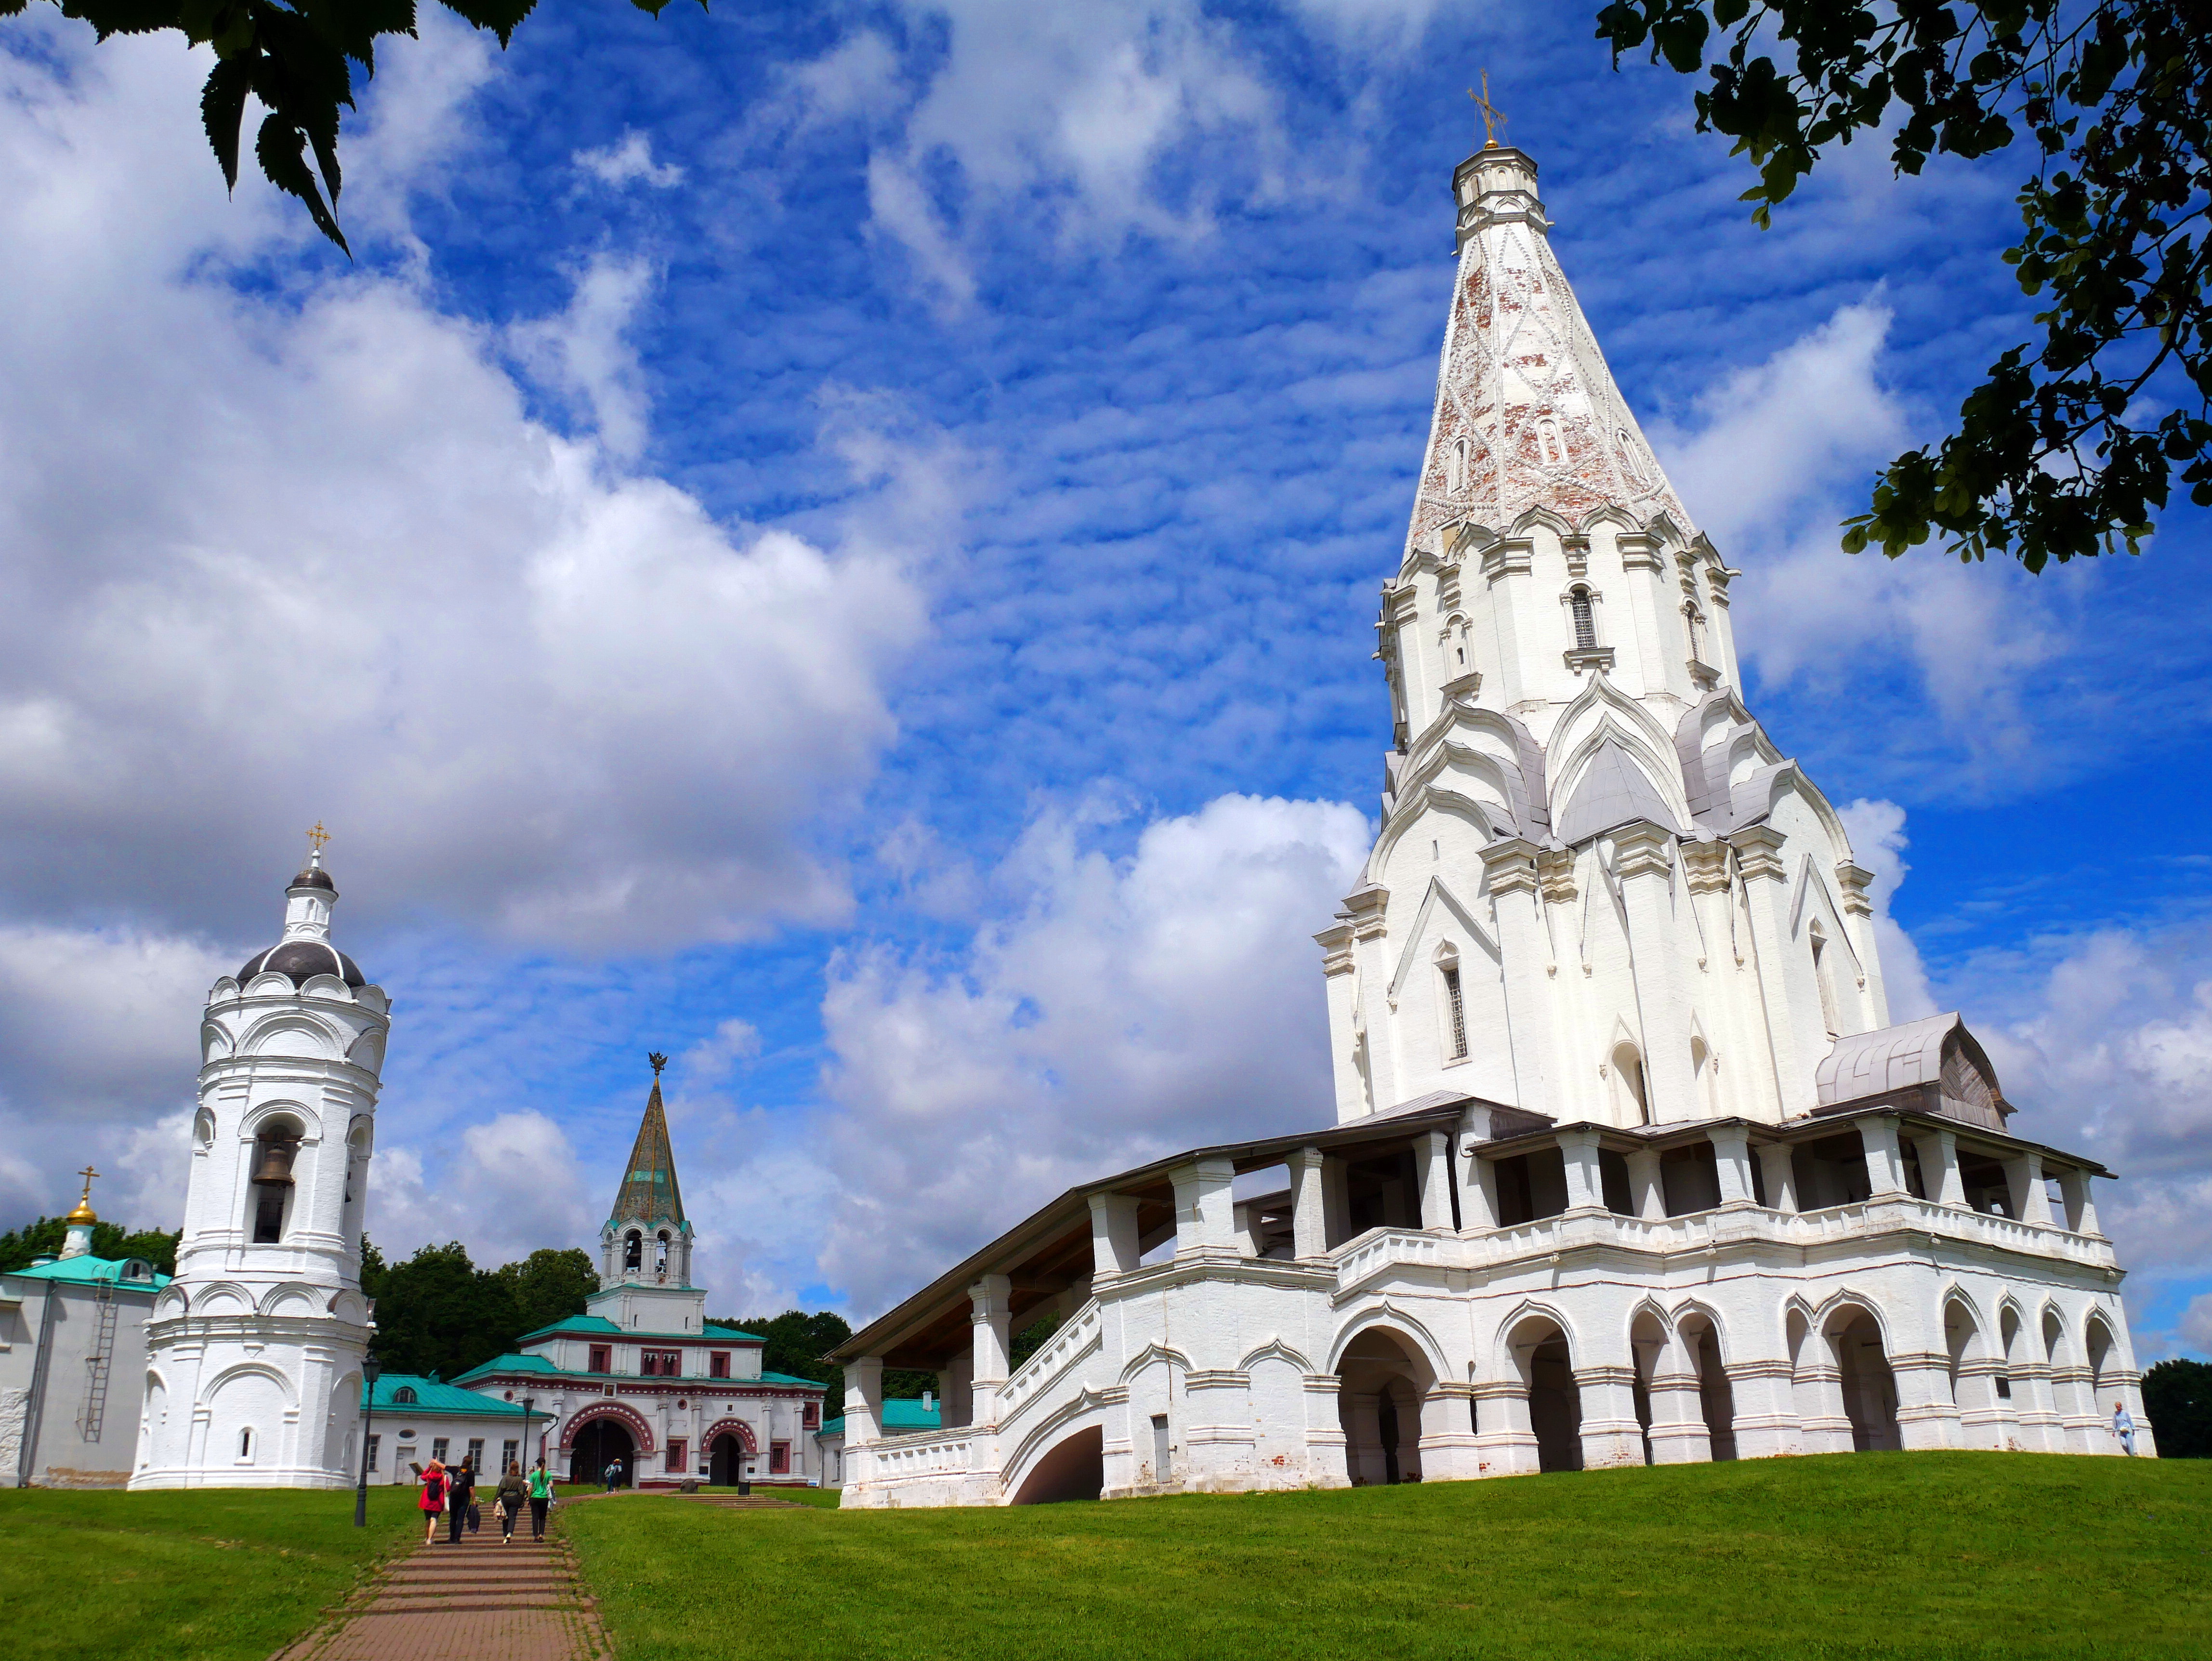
[1406,145,1693,556]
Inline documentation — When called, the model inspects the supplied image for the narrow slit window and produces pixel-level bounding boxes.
[1443,964,1468,1060]
[1570,588,1596,651]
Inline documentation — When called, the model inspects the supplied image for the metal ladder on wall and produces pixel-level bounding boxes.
[78,1283,117,1442]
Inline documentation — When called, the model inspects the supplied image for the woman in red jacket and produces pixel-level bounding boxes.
[418,1458,448,1544]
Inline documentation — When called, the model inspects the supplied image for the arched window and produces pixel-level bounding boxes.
[1612,1042,1651,1125]
[1537,418,1564,466]
[1448,435,1469,494]
[237,1428,254,1461]
[1618,429,1648,488]
[249,1119,303,1244]
[655,1230,672,1279]
[1439,962,1468,1061]
[623,1230,643,1271]
[1686,606,1709,665]
[394,1385,418,1406]
[1569,587,1597,651]
[1810,923,1841,1039]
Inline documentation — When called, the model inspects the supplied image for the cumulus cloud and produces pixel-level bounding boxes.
[1657,302,2071,792]
[368,1110,596,1267]
[814,792,1369,1315]
[0,23,932,955]
[573,130,685,189]
[1835,798,1936,1024]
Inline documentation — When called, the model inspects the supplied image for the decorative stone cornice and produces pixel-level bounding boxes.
[1481,537,1535,584]
[1564,646,1615,677]
[1314,922,1356,976]
[1726,825,1789,882]
[1616,532,1664,572]
[1344,886,1389,942]
[1480,838,1540,896]
[1538,849,1578,904]
[1680,840,1730,894]
[1611,820,1675,880]
[1836,862,1876,917]
[1561,534,1591,579]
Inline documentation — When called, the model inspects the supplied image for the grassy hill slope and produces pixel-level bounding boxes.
[565,1453,2211,1660]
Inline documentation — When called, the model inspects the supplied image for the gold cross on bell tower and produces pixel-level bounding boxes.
[1469,70,1507,150]
[306,821,330,863]
[78,1165,98,1203]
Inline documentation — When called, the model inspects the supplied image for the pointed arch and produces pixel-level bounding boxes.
[1387,877,1501,1008]
[1510,503,1576,540]
[1492,1299,1581,1374]
[1330,1301,1451,1381]
[1238,1338,1316,1374]
[1117,1343,1194,1384]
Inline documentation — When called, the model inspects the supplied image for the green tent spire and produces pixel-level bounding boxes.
[611,1055,684,1226]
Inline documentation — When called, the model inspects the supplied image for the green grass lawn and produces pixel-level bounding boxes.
[565,1453,2212,1660]
[0,1484,421,1661]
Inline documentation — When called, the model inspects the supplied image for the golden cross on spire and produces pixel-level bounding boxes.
[305,821,330,859]
[1469,70,1507,150]
[78,1165,99,1203]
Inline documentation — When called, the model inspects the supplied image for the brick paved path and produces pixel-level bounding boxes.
[278,1500,609,1661]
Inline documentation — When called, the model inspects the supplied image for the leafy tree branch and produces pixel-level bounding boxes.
[0,0,703,254]
[1597,0,2212,570]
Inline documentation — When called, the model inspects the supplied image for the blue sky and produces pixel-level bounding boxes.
[1,2,2207,1353]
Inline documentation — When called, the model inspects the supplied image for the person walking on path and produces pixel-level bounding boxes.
[528,1456,555,1541]
[495,1461,528,1542]
[603,1456,624,1493]
[2114,1400,2138,1455]
[448,1458,476,1543]
[418,1458,448,1545]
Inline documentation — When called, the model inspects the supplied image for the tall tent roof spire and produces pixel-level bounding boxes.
[610,1057,685,1227]
[1406,145,1694,557]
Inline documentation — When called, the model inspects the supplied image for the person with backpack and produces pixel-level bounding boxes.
[603,1455,623,1493]
[448,1458,475,1543]
[527,1456,555,1540]
[495,1462,528,1542]
[418,1458,448,1545]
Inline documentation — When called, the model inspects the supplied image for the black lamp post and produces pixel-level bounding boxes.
[355,1351,382,1528]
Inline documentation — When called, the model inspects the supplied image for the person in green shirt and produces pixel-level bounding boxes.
[527,1456,555,1540]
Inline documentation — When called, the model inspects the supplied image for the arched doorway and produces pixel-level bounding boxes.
[1337,1327,1435,1486]
[709,1433,746,1486]
[1680,1314,1738,1462]
[570,1416,636,1486]
[1012,1426,1104,1504]
[1829,1309,1900,1451]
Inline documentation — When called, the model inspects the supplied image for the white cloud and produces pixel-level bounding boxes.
[0,22,934,955]
[366,1110,595,1266]
[509,253,659,460]
[573,130,685,189]
[814,792,1369,1315]
[1657,302,2070,789]
[1835,798,1936,1023]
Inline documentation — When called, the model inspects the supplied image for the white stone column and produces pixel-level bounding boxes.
[1419,1131,1455,1230]
[1795,1341,1854,1455]
[1892,1347,1963,1451]
[1415,1383,1482,1481]
[1472,1379,1538,1476]
[1089,1192,1140,1279]
[1707,1124,1755,1205]
[1322,1155,1352,1247]
[2058,1168,2102,1236]
[1909,1127,1965,1206]
[1234,1201,1267,1258]
[1480,839,1558,1112]
[2004,1152,2054,1226]
[1727,1358,1801,1459]
[1626,1148,1666,1219]
[1457,1141,1500,1231]
[842,1357,882,1497]
[1644,1330,1710,1464]
[1558,1129,1605,1212]
[969,1276,1012,1426]
[1954,1352,2008,1451]
[1576,1362,1645,1469]
[1855,1115,1908,1197]
[1756,1143,1798,1212]
[1614,822,1695,1117]
[1289,1147,1330,1258]
[1171,1158,1238,1255]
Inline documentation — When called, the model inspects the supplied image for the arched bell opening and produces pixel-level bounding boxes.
[1338,1326,1436,1486]
[247,1115,306,1244]
[1011,1425,1104,1504]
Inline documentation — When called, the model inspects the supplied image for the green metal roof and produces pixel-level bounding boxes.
[517,1313,767,1344]
[368,1373,552,1420]
[4,1254,170,1292]
[454,1355,824,1392]
[817,1398,941,1440]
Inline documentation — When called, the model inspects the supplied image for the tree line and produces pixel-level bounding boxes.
[0,1215,181,1274]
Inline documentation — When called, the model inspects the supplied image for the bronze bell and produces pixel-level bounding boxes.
[251,1135,300,1185]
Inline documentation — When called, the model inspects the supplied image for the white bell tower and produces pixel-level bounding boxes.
[132,832,391,1490]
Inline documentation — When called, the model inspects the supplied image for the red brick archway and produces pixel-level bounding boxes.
[560,1401,656,1455]
[701,1418,757,1454]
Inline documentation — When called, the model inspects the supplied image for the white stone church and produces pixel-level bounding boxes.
[827,143,2156,1507]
